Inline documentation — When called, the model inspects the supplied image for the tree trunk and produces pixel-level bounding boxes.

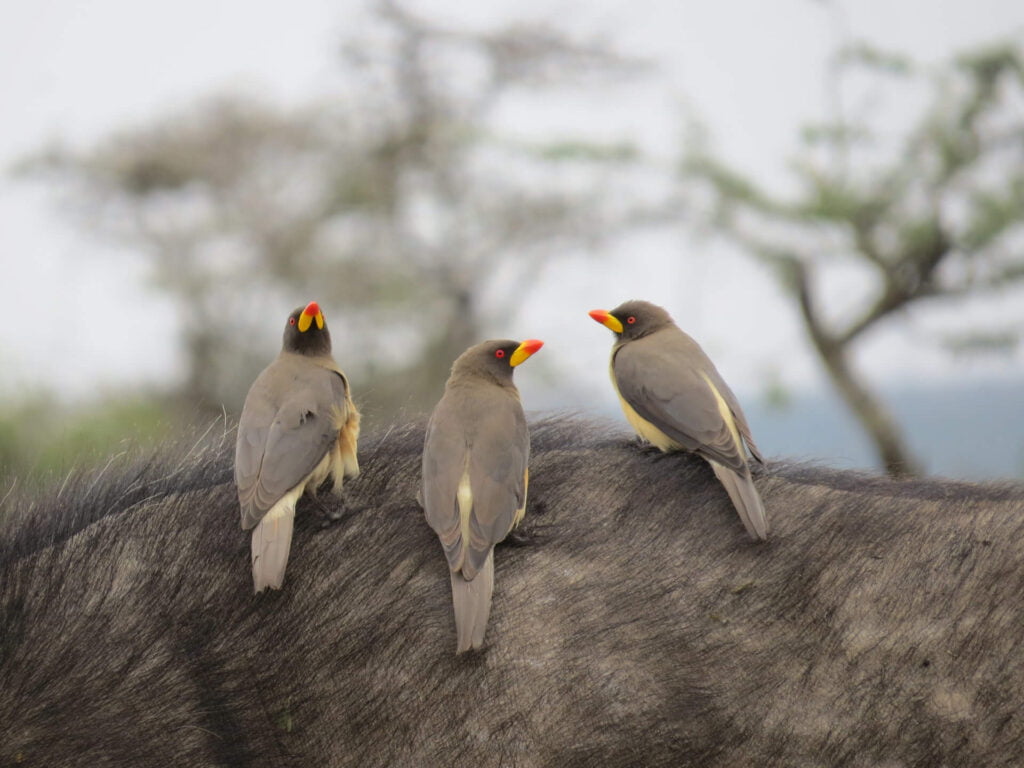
[792,261,922,477]
[815,342,923,477]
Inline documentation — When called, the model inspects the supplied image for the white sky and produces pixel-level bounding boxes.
[0,0,1022,406]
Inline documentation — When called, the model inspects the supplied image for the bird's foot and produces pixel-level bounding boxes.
[504,530,533,547]
[309,494,347,528]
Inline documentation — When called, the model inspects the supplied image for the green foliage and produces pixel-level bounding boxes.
[963,179,1024,251]
[0,394,176,489]
[799,121,871,148]
[796,176,866,222]
[942,329,1020,357]
[956,44,1024,89]
[682,154,766,209]
[836,42,913,76]
[531,139,640,163]
[684,37,1024,322]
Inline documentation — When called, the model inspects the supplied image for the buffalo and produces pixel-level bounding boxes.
[2,415,1023,766]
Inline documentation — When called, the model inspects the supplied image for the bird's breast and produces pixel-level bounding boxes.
[610,358,682,452]
[616,391,682,452]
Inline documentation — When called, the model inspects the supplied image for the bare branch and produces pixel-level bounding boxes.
[679,39,1024,475]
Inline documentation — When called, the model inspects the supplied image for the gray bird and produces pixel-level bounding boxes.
[421,338,544,653]
[589,300,768,540]
[235,301,361,592]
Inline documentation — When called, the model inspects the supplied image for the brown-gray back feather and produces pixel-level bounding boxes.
[422,384,527,578]
[710,461,769,539]
[451,550,495,653]
[251,514,295,591]
[236,358,347,528]
[613,332,748,471]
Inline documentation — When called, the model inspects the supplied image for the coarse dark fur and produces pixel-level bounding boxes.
[2,415,1024,767]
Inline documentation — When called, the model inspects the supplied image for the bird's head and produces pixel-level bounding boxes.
[451,338,544,383]
[283,301,332,357]
[589,300,673,341]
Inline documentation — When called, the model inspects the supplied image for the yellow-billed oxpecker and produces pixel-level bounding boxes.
[235,301,361,592]
[589,300,768,540]
[422,338,544,653]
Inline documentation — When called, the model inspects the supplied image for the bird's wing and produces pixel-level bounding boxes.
[463,398,529,577]
[422,389,528,580]
[316,358,361,478]
[704,364,764,464]
[235,362,344,529]
[613,331,749,472]
[422,395,472,572]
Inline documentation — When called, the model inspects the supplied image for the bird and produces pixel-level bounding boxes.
[421,337,544,653]
[588,300,768,540]
[234,301,361,592]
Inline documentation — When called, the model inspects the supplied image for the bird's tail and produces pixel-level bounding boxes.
[450,550,495,654]
[710,461,769,540]
[251,505,296,592]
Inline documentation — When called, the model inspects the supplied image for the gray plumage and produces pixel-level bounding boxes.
[235,302,360,592]
[592,300,768,540]
[451,551,494,652]
[421,338,541,653]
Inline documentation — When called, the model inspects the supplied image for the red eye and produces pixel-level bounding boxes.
[289,317,296,326]
[627,316,636,324]
[495,349,506,359]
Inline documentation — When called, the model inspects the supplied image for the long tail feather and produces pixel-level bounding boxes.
[251,507,295,592]
[710,461,769,540]
[450,550,495,653]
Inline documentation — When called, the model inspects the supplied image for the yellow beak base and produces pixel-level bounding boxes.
[509,339,544,367]
[589,309,623,334]
[298,309,324,333]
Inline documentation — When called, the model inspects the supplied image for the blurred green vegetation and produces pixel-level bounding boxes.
[0,392,181,490]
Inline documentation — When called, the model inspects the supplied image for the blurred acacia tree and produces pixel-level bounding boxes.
[24,0,672,420]
[681,41,1024,475]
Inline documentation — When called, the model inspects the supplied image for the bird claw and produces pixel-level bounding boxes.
[503,529,534,547]
[309,495,346,528]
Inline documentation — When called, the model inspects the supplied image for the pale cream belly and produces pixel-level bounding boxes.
[609,353,678,451]
[616,391,682,452]
[610,356,744,457]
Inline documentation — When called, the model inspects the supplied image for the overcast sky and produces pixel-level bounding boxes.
[1,0,1021,406]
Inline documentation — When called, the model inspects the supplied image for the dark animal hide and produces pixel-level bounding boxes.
[2,416,1023,767]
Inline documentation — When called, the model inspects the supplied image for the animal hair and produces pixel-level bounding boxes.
[2,414,1023,766]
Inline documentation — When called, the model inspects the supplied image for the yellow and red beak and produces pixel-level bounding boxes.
[297,301,325,333]
[588,309,623,334]
[510,339,544,367]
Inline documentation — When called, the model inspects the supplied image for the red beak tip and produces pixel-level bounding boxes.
[303,301,321,316]
[588,309,607,322]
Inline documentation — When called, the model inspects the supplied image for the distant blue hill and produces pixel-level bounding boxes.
[543,377,1024,481]
[743,378,1024,480]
